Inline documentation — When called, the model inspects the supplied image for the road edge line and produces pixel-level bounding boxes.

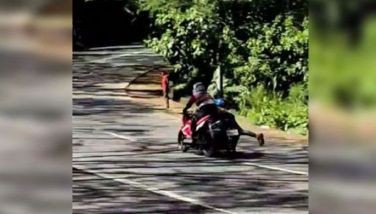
[242,162,308,176]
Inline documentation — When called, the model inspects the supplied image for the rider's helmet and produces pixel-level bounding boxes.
[192,82,206,97]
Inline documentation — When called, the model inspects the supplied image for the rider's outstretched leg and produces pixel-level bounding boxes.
[239,129,264,146]
[240,129,257,137]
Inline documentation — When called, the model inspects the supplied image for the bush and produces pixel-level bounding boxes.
[239,85,308,135]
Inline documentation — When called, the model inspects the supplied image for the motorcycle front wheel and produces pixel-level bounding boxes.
[178,131,189,152]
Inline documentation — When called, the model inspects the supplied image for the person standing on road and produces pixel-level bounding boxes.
[161,71,170,109]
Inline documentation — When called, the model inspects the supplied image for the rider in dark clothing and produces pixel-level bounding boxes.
[183,82,265,146]
[183,82,218,138]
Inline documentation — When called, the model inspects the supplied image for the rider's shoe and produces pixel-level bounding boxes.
[257,133,265,146]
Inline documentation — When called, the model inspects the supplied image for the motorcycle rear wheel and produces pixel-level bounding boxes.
[200,134,215,157]
[203,146,215,157]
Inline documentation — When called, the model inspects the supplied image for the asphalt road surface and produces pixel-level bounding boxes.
[73,45,308,214]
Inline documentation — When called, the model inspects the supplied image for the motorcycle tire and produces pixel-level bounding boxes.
[203,146,215,157]
[226,147,236,156]
[201,135,215,157]
[178,131,189,152]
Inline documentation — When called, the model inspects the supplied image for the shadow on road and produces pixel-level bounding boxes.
[225,151,265,159]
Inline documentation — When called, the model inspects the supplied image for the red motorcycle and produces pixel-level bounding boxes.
[178,110,241,157]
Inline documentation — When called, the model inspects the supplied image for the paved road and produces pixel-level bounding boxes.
[73,46,308,213]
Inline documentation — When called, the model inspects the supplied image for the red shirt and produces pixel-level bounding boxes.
[161,74,169,93]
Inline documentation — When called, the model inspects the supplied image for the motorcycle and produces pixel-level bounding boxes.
[177,108,242,157]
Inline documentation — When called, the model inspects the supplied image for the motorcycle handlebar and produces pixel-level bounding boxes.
[182,111,194,118]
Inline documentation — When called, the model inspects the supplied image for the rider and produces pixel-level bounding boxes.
[183,82,217,139]
[183,82,265,146]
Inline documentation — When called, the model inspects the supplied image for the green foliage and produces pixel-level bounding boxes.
[138,0,308,134]
[142,0,222,87]
[310,18,376,109]
[232,16,308,94]
[239,85,308,135]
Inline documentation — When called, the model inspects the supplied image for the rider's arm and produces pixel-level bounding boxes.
[183,96,195,113]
